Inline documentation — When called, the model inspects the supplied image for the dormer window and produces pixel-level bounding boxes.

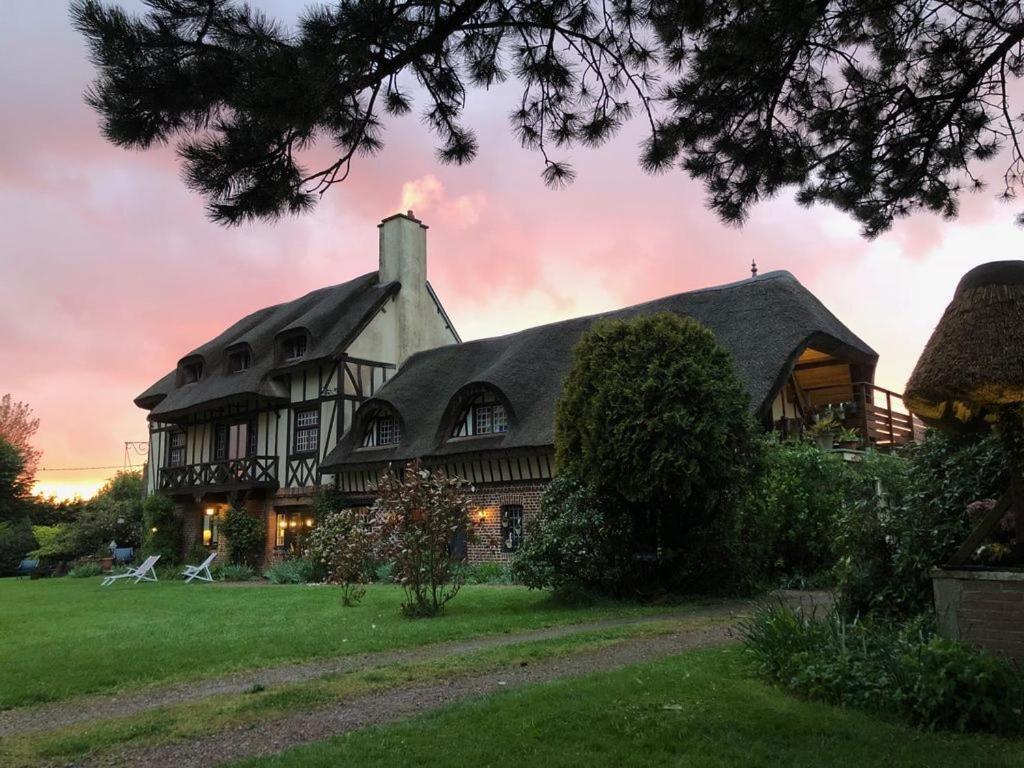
[227,347,252,373]
[452,392,509,437]
[181,361,203,385]
[362,413,401,447]
[284,335,307,361]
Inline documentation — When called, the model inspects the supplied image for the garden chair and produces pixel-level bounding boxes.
[182,552,217,583]
[14,559,38,579]
[113,547,135,564]
[101,555,160,586]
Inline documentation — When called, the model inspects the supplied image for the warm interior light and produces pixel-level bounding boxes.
[477,509,487,521]
[205,507,215,516]
[305,518,314,527]
[202,529,212,545]
[289,520,297,528]
[278,519,287,528]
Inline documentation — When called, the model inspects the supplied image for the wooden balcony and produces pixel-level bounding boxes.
[803,382,925,452]
[159,456,279,493]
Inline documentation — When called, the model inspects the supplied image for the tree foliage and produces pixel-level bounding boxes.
[375,460,475,617]
[74,1,1024,234]
[141,492,182,562]
[0,395,41,489]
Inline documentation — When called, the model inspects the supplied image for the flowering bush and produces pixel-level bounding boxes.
[374,460,475,617]
[304,509,373,605]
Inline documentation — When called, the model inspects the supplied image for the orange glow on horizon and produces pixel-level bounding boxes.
[32,479,106,502]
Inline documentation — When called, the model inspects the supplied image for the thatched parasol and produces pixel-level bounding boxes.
[904,260,1024,563]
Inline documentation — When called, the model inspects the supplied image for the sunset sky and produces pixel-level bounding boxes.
[3,2,1022,500]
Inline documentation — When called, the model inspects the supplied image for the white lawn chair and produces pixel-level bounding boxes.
[101,555,160,586]
[182,552,217,583]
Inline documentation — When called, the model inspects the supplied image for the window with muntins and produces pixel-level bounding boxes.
[215,422,256,461]
[362,414,400,447]
[500,504,524,552]
[294,409,319,454]
[168,430,186,467]
[284,335,307,361]
[452,393,509,437]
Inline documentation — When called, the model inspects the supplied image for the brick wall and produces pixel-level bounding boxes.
[932,569,1024,661]
[464,481,549,564]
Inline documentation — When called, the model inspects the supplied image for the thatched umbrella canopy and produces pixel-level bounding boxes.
[905,260,1024,431]
[905,260,1024,564]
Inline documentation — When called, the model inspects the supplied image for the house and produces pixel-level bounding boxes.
[319,265,911,563]
[138,212,916,565]
[135,212,459,562]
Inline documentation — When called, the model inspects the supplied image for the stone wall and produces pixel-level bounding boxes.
[932,568,1024,661]
[464,481,548,564]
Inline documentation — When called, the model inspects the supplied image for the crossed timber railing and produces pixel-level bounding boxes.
[159,456,279,492]
[803,382,925,452]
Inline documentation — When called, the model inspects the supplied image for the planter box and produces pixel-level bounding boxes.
[931,568,1024,661]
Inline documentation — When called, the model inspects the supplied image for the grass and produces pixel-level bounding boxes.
[0,577,675,710]
[0,621,693,768]
[233,648,1022,768]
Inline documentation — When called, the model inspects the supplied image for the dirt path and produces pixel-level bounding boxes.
[0,602,747,738]
[83,620,739,768]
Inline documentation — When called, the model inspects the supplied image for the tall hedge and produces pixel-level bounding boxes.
[141,493,180,563]
[554,312,760,590]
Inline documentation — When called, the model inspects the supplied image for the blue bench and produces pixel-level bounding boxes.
[113,547,135,564]
[15,559,38,579]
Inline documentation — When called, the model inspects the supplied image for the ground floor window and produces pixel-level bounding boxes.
[202,508,220,547]
[275,510,316,555]
[501,504,524,552]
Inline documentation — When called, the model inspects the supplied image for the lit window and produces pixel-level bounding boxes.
[168,430,186,467]
[362,414,400,447]
[452,393,509,437]
[203,510,219,547]
[294,409,319,453]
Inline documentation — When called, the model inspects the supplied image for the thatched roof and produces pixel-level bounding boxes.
[321,270,877,471]
[135,273,399,420]
[905,260,1024,429]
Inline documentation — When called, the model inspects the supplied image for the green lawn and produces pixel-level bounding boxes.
[236,647,1022,768]
[0,577,665,710]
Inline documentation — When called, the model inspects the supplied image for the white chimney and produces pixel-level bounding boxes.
[379,211,430,364]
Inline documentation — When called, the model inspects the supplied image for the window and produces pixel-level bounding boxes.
[283,335,307,361]
[275,510,319,553]
[294,409,319,454]
[452,393,509,437]
[168,430,186,467]
[181,361,202,384]
[228,348,251,373]
[203,510,220,547]
[214,422,256,461]
[500,504,524,553]
[362,413,400,447]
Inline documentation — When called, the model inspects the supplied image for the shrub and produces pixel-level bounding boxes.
[29,524,73,561]
[554,313,760,591]
[221,506,266,567]
[835,432,1007,619]
[462,562,514,584]
[264,557,323,585]
[214,563,258,581]
[376,461,475,617]
[739,438,853,583]
[62,472,144,558]
[742,601,1023,736]
[512,473,635,594]
[304,509,373,604]
[0,517,37,575]
[373,560,395,583]
[67,561,103,578]
[141,494,180,563]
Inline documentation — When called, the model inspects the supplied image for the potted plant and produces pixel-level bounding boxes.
[808,407,840,450]
[836,427,860,450]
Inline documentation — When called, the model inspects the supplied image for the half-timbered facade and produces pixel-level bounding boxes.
[135,212,459,563]
[320,270,887,563]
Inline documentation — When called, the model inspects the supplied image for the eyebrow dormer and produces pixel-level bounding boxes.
[447,385,512,439]
[278,330,310,364]
[225,343,253,374]
[177,355,204,386]
[360,404,402,448]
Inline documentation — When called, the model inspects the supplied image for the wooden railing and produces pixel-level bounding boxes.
[159,456,279,492]
[802,382,925,452]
